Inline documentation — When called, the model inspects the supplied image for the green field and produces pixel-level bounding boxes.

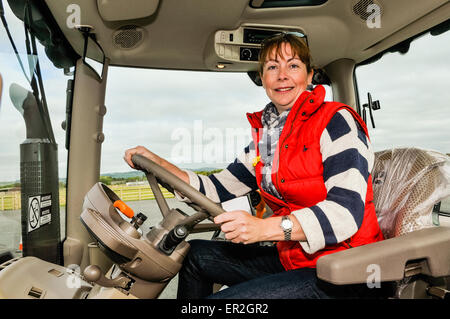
[0,184,174,211]
[109,184,174,202]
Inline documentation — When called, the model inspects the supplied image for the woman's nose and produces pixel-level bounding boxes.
[277,65,288,80]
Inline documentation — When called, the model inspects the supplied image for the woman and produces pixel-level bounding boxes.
[124,34,384,298]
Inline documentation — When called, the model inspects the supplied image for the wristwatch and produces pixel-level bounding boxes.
[280,215,293,241]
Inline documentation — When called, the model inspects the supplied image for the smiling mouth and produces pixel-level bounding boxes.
[275,87,294,92]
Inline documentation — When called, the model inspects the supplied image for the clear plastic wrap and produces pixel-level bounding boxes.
[372,147,450,239]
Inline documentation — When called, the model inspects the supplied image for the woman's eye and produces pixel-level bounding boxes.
[290,64,300,69]
[266,65,277,71]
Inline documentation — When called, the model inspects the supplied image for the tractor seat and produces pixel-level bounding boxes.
[372,147,450,238]
[316,147,450,298]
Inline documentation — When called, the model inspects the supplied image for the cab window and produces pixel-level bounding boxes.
[355,31,450,154]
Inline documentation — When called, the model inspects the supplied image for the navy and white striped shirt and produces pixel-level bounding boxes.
[181,109,374,254]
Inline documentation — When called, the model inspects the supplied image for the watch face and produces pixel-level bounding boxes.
[281,218,293,229]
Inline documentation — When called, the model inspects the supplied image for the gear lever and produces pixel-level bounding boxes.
[83,265,132,289]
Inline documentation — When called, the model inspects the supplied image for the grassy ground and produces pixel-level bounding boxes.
[0,184,173,210]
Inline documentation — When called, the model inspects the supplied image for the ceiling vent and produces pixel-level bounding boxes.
[352,0,383,21]
[113,25,145,50]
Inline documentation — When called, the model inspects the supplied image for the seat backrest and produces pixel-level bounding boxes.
[372,147,450,239]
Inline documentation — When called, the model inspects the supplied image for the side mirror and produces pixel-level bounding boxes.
[362,92,381,129]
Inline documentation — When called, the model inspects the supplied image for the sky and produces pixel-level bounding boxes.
[0,4,449,183]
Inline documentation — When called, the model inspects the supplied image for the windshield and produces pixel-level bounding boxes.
[99,67,333,211]
[100,69,333,174]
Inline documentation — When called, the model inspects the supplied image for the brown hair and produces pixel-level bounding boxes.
[258,33,313,75]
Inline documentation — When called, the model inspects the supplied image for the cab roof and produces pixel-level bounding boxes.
[10,0,450,72]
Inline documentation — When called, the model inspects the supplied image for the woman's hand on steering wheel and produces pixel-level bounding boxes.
[124,146,190,189]
[124,146,163,169]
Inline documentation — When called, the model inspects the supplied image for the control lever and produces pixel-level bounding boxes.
[113,200,135,219]
[83,265,132,289]
[131,212,147,230]
[114,200,147,237]
[159,225,188,255]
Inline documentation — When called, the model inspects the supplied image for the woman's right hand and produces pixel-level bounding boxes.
[124,145,190,184]
[123,145,162,169]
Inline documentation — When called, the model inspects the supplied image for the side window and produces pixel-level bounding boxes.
[355,32,450,154]
[0,5,68,256]
[323,84,333,102]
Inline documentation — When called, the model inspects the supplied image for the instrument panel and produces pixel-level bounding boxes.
[214,25,307,63]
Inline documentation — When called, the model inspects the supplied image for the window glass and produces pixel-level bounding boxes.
[101,71,332,176]
[323,84,333,101]
[0,5,68,257]
[102,69,264,174]
[355,32,450,154]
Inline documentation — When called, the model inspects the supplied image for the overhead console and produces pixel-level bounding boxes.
[97,0,160,22]
[213,25,307,64]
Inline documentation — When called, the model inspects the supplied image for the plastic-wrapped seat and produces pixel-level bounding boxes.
[373,148,450,238]
[316,147,450,299]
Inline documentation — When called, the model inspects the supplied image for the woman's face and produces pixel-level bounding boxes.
[261,43,313,113]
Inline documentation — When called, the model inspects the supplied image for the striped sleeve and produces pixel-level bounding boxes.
[178,141,258,203]
[292,109,374,254]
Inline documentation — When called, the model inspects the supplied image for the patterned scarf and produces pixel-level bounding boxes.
[258,102,291,200]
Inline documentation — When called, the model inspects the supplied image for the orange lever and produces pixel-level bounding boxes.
[113,200,134,219]
[255,190,266,219]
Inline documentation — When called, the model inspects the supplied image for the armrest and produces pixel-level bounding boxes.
[316,227,450,285]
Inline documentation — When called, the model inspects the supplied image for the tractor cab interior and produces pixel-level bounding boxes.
[0,0,449,300]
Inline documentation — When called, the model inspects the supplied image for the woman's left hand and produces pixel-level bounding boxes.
[214,211,265,244]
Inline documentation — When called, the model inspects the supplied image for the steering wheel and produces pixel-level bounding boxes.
[80,154,226,293]
[131,154,225,232]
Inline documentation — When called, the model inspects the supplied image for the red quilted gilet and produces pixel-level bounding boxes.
[246,85,384,269]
